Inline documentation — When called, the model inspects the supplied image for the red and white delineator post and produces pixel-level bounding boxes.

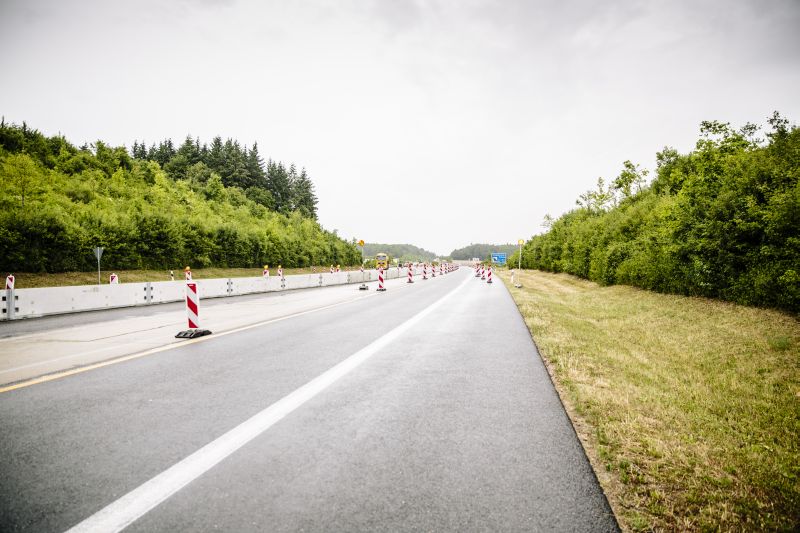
[475,264,480,277]
[186,282,200,328]
[5,274,14,290]
[423,263,428,280]
[330,265,335,274]
[377,267,386,292]
[360,264,364,274]
[439,264,443,276]
[407,264,414,283]
[175,280,212,338]
[278,266,284,280]
[263,265,269,278]
[431,263,436,278]
[481,265,486,280]
[487,266,493,284]
[109,273,119,284]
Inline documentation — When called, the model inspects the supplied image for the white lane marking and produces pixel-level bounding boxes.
[65,273,471,533]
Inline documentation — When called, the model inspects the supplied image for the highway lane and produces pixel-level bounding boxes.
[0,268,618,532]
[0,275,407,387]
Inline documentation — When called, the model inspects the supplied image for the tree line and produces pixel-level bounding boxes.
[511,113,799,313]
[450,243,517,261]
[0,120,360,272]
[131,135,317,218]
[362,243,439,263]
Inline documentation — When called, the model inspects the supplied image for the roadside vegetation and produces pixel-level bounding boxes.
[511,114,800,313]
[501,268,799,531]
[0,120,361,273]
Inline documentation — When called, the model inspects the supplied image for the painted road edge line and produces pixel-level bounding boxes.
[65,273,472,533]
[0,293,378,394]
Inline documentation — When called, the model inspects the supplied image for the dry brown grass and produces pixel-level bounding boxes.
[6,266,359,288]
[501,269,800,532]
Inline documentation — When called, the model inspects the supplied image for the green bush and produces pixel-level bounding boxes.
[512,116,800,313]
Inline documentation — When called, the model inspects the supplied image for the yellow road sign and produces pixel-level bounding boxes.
[518,239,524,245]
[358,239,365,247]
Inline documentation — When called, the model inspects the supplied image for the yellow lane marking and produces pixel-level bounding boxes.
[0,292,377,394]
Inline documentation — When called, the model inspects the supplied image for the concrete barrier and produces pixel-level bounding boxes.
[0,268,422,320]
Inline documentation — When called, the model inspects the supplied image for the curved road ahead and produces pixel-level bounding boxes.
[0,268,618,532]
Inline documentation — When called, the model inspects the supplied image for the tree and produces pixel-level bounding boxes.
[292,168,318,219]
[612,160,648,201]
[577,177,614,213]
[206,136,224,175]
[266,160,292,214]
[246,143,266,186]
[3,153,41,209]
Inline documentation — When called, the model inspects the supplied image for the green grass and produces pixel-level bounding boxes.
[5,266,356,288]
[501,269,799,532]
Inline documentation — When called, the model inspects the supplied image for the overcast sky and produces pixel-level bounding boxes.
[2,0,799,256]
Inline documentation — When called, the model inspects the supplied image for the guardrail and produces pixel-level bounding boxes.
[1,267,414,321]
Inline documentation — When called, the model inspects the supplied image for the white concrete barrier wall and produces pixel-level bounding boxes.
[1,268,427,320]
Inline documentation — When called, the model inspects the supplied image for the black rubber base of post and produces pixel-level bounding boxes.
[175,329,213,339]
[359,284,369,290]
[407,280,414,283]
[377,288,387,292]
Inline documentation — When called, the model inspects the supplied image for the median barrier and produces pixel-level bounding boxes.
[0,268,426,320]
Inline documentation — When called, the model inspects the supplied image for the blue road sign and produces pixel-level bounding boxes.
[491,253,507,264]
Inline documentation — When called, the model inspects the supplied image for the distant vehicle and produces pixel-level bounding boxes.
[375,252,390,270]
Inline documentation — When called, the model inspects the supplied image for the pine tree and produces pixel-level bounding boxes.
[293,168,318,219]
[266,159,292,214]
[246,142,266,187]
[177,135,201,165]
[206,136,224,175]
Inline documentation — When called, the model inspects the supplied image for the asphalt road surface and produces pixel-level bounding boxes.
[0,268,618,532]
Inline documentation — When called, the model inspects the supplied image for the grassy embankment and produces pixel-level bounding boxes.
[6,266,360,289]
[500,269,799,532]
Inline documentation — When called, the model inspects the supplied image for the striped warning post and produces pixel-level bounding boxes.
[185,267,192,281]
[481,265,486,280]
[330,265,334,274]
[439,263,443,276]
[109,273,119,284]
[487,266,493,284]
[5,274,14,290]
[377,267,386,291]
[263,265,269,278]
[407,264,414,283]
[278,266,284,280]
[475,264,480,277]
[423,263,428,280]
[186,282,200,329]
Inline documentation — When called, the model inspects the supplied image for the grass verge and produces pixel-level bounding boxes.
[500,269,799,532]
[3,266,360,289]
